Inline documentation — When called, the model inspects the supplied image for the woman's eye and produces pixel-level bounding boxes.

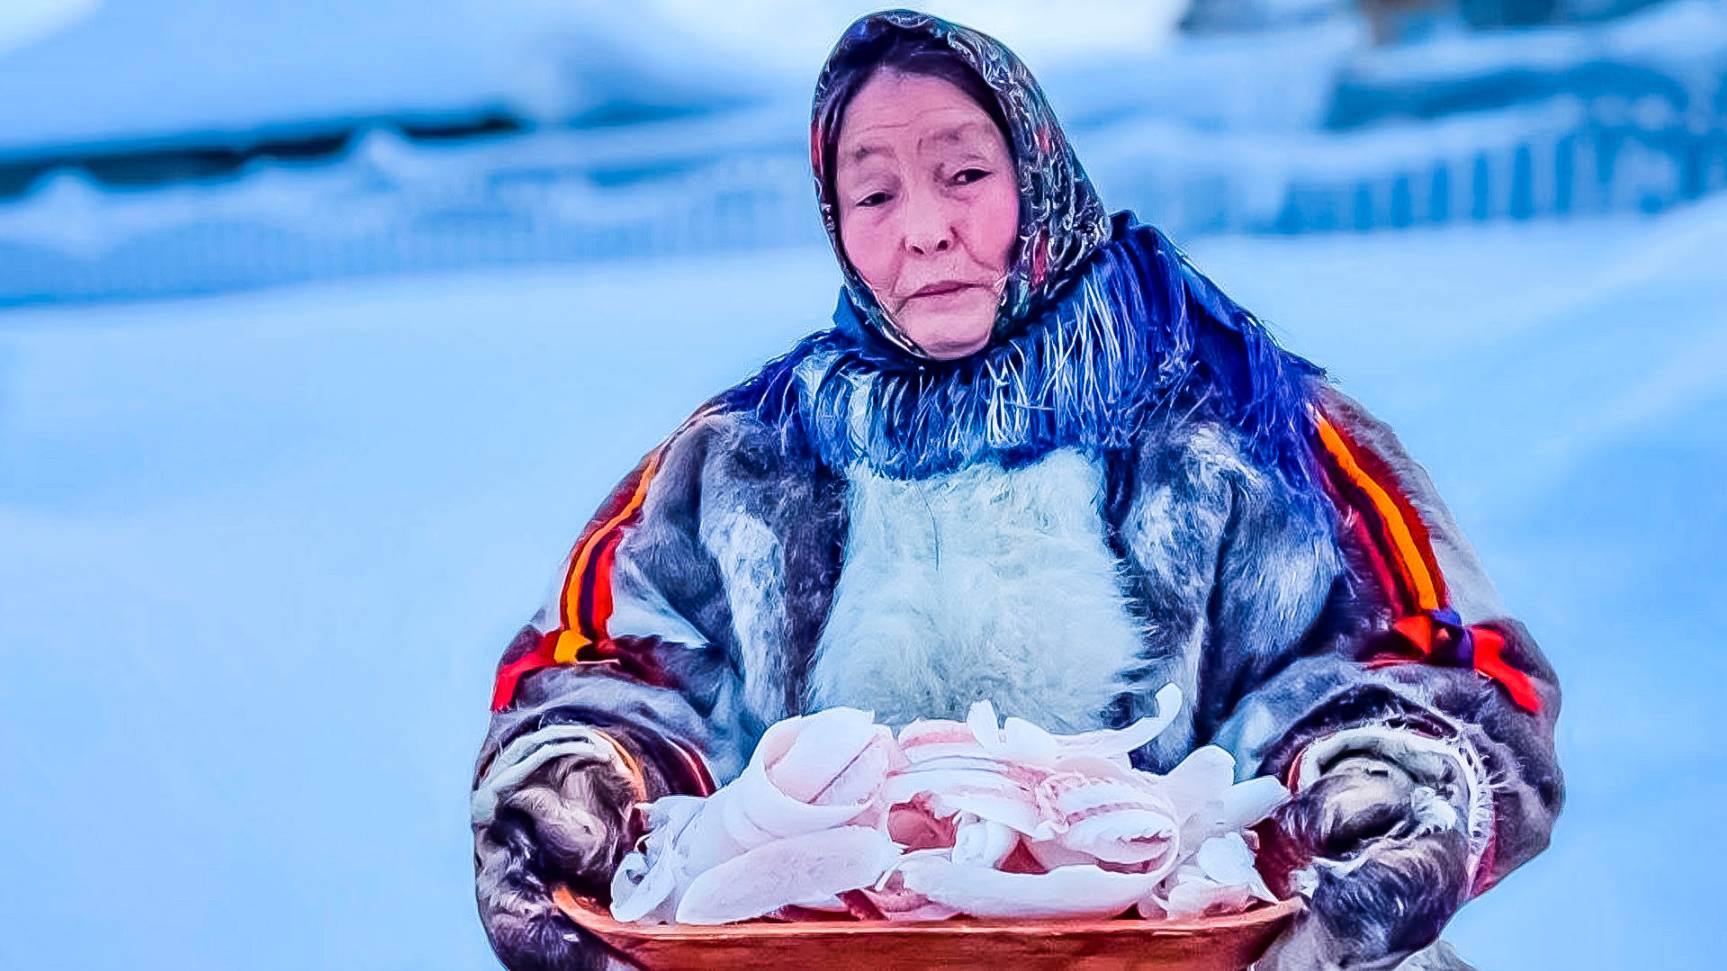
[856,191,891,208]
[953,168,991,186]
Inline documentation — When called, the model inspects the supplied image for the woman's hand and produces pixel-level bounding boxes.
[472,728,645,970]
[1255,757,1473,969]
[494,753,639,895]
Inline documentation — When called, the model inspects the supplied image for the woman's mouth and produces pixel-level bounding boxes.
[906,282,977,301]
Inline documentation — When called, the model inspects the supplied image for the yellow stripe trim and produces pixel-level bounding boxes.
[1313,411,1440,612]
[551,402,725,664]
[554,450,664,662]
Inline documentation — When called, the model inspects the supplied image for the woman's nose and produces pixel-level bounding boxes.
[908,233,952,256]
[903,198,956,256]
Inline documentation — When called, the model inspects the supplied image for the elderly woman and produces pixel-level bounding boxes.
[470,10,1561,970]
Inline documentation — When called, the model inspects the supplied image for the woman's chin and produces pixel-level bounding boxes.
[901,316,995,361]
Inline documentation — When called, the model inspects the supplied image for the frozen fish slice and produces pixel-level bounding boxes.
[1053,685,1185,760]
[610,849,678,924]
[809,728,902,809]
[670,710,898,872]
[1041,774,1169,818]
[1219,777,1289,834]
[896,858,1168,919]
[1158,872,1256,919]
[1024,836,1097,871]
[758,707,893,804]
[1174,775,1290,851]
[1151,745,1237,815]
[880,760,1046,836]
[608,796,705,923]
[965,701,1061,766]
[881,760,1027,801]
[1057,807,1180,868]
[926,788,1051,840]
[1139,834,1277,920]
[674,775,858,872]
[861,867,964,922]
[951,817,1019,868]
[1194,832,1276,903]
[897,718,985,763]
[674,826,901,925]
[886,798,957,850]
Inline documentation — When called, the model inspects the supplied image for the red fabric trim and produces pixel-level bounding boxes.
[1315,445,1418,614]
[1390,613,1436,657]
[1317,461,1408,614]
[665,737,716,796]
[1319,410,1450,606]
[587,528,625,642]
[1470,625,1542,713]
[1282,744,1310,791]
[1311,405,1541,715]
[489,630,561,712]
[1372,614,1541,714]
[1471,827,1501,897]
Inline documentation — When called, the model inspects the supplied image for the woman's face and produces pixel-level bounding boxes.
[835,69,1020,360]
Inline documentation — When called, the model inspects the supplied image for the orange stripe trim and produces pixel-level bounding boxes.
[1314,451,1407,612]
[551,401,725,665]
[1312,410,1441,613]
[555,451,663,662]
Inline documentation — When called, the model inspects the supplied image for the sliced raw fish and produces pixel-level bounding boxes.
[608,796,704,923]
[1194,832,1277,903]
[1138,833,1278,919]
[1052,685,1185,760]
[860,868,964,922]
[1056,806,1180,868]
[610,692,1288,926]
[895,858,1167,919]
[611,707,897,918]
[1156,867,1256,919]
[960,689,1182,769]
[1218,777,1290,834]
[674,826,901,925]
[951,816,1018,868]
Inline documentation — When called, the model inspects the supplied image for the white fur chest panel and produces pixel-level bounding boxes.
[807,447,1145,732]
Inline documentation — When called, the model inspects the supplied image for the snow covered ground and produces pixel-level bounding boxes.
[2,196,1724,968]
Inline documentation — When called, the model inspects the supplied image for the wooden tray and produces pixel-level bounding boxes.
[552,886,1301,971]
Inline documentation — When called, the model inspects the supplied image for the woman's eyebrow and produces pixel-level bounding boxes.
[920,121,990,150]
[845,120,994,163]
[847,142,892,164]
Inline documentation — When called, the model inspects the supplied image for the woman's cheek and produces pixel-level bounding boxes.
[977,180,1022,269]
[841,215,897,294]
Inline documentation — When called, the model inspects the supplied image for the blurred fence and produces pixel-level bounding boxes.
[1,96,1721,307]
[1092,97,1727,234]
[3,0,1726,307]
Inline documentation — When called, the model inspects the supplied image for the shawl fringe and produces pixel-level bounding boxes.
[728,213,1328,500]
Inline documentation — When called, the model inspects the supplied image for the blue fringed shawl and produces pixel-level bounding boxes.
[730,211,1329,501]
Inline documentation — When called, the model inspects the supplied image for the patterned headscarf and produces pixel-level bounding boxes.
[809,8,1113,358]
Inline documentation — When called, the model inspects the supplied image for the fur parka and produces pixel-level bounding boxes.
[470,11,1561,970]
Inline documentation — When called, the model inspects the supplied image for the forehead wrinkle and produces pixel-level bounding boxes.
[843,119,997,169]
[839,95,990,149]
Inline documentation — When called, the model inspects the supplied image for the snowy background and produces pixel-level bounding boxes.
[2,1,1724,969]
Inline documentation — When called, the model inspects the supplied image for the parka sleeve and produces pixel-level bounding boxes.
[470,402,755,963]
[1207,383,1563,897]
